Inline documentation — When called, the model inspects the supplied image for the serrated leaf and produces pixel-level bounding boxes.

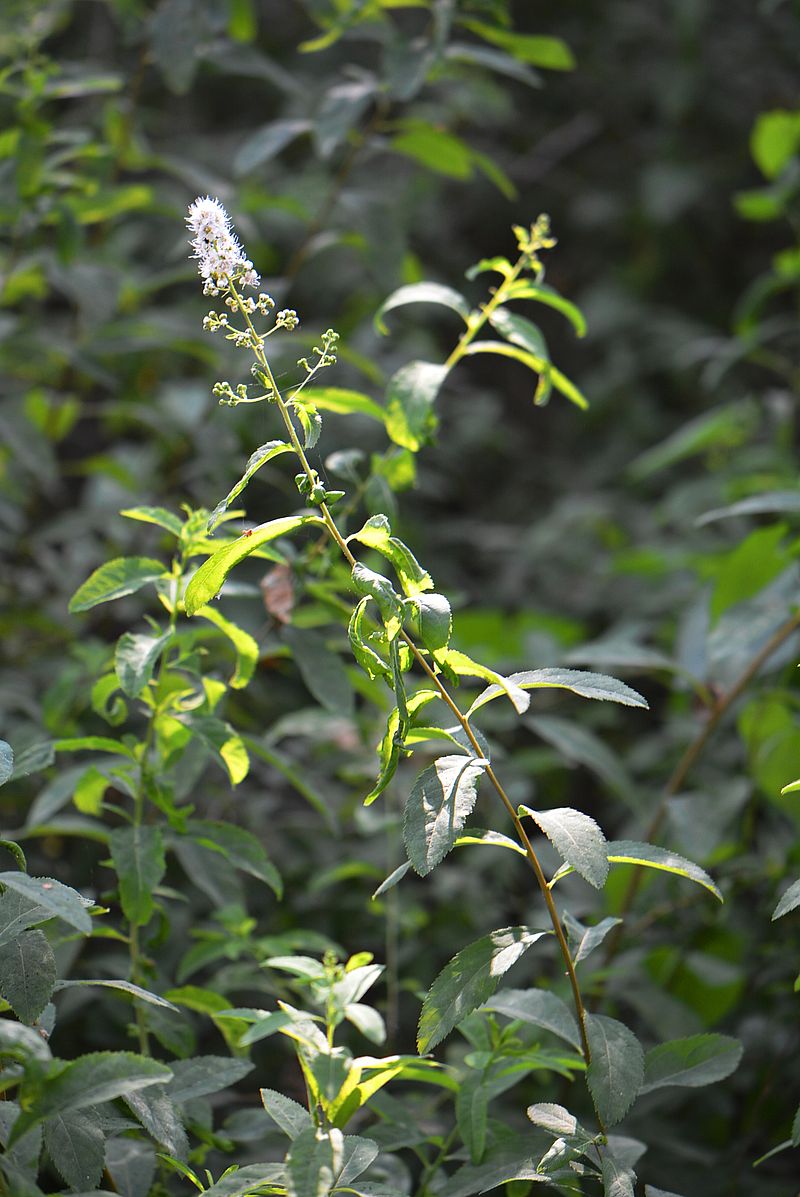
[772,878,800,919]
[418,927,549,1053]
[285,1125,343,1197]
[468,667,648,717]
[68,558,166,613]
[0,741,12,786]
[385,361,448,451]
[639,1034,743,1094]
[0,873,92,934]
[203,1164,287,1197]
[114,632,171,698]
[443,650,530,714]
[375,282,470,335]
[184,515,323,615]
[601,1153,636,1197]
[520,806,608,889]
[124,1089,187,1160]
[44,1109,105,1192]
[207,441,293,532]
[606,841,722,902]
[260,1088,313,1139]
[403,755,487,876]
[0,889,50,947]
[166,1056,254,1103]
[108,826,166,927]
[105,1136,157,1197]
[585,1014,644,1126]
[482,987,581,1049]
[527,1103,578,1136]
[0,930,56,1022]
[13,1053,172,1143]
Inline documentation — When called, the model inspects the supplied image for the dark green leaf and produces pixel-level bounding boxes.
[403,755,487,876]
[0,930,56,1022]
[482,987,581,1049]
[601,1153,636,1197]
[605,841,722,902]
[284,626,354,716]
[375,283,470,335]
[105,1136,157,1197]
[234,118,311,175]
[639,1035,743,1094]
[68,558,166,614]
[0,874,92,934]
[0,889,49,947]
[260,1088,313,1139]
[44,1109,105,1192]
[185,820,282,897]
[53,980,179,1010]
[409,592,452,652]
[124,1089,187,1160]
[468,667,648,716]
[456,1075,488,1164]
[418,927,550,1052]
[695,489,800,526]
[203,1164,287,1197]
[348,597,391,682]
[207,441,293,532]
[314,79,375,158]
[585,1014,644,1126]
[10,742,54,780]
[285,1125,342,1197]
[114,631,171,698]
[166,1056,254,1103]
[108,826,166,927]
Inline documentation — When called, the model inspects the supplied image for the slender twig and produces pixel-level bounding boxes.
[225,271,598,1085]
[604,608,800,963]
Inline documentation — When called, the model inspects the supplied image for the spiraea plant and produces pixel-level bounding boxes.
[0,197,745,1197]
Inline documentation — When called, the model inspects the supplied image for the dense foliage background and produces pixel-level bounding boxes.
[2,1,800,1194]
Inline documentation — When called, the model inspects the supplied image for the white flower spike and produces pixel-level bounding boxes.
[186,196,259,294]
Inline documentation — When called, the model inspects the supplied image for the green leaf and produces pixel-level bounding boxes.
[260,1087,313,1139]
[526,1102,577,1136]
[502,280,587,335]
[10,741,54,780]
[348,597,391,682]
[628,400,757,481]
[585,1014,644,1126]
[527,716,634,802]
[463,341,588,408]
[106,1137,157,1197]
[567,915,622,964]
[166,1056,254,1103]
[234,117,311,174]
[442,650,530,714]
[284,626,354,716]
[285,1125,343,1197]
[639,1035,743,1094]
[120,506,183,537]
[124,1089,187,1161]
[482,987,581,1049]
[0,741,13,786]
[457,1074,488,1164]
[403,755,487,876]
[601,1154,636,1197]
[385,361,449,451]
[177,715,250,785]
[68,558,166,613]
[55,735,134,759]
[0,929,55,1023]
[296,386,386,423]
[0,1017,53,1063]
[0,889,50,947]
[115,631,171,698]
[207,441,293,532]
[408,592,452,652]
[468,667,648,716]
[186,820,282,897]
[195,605,259,689]
[12,1053,172,1143]
[53,979,180,1010]
[0,873,92,934]
[44,1109,105,1192]
[709,524,790,622]
[793,1102,800,1148]
[350,514,433,597]
[351,563,403,638]
[445,41,543,88]
[695,489,800,526]
[375,283,470,334]
[314,78,375,159]
[203,1164,287,1197]
[390,122,473,179]
[73,766,109,815]
[460,20,575,69]
[750,109,800,179]
[605,841,722,902]
[418,927,550,1052]
[489,307,549,359]
[773,879,800,919]
[184,516,323,616]
[519,806,608,889]
[108,826,166,927]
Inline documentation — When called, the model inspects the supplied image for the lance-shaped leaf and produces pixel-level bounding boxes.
[185,820,281,897]
[207,440,293,532]
[605,841,722,902]
[375,282,470,334]
[115,630,171,698]
[639,1034,743,1094]
[418,927,550,1052]
[297,385,386,423]
[260,1088,313,1139]
[120,504,184,536]
[364,689,438,807]
[468,667,648,717]
[177,715,250,785]
[44,1108,105,1192]
[184,515,323,615]
[585,1014,644,1126]
[203,1164,287,1197]
[54,979,179,1010]
[195,605,259,689]
[563,913,622,964]
[601,1154,637,1197]
[519,806,608,889]
[0,929,56,1022]
[349,514,433,596]
[482,987,581,1049]
[404,755,488,876]
[772,878,800,919]
[285,1126,343,1197]
[385,361,449,451]
[68,557,166,613]
[0,873,92,934]
[166,1055,254,1103]
[527,1103,578,1136]
[108,826,166,927]
[442,649,530,714]
[463,341,588,409]
[503,279,587,337]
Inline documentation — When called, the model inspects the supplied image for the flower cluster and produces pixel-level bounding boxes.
[186,196,260,294]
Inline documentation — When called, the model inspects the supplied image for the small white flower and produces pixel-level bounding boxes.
[186,195,260,291]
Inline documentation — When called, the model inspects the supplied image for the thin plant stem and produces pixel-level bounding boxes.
[604,607,800,963]
[226,274,598,1088]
